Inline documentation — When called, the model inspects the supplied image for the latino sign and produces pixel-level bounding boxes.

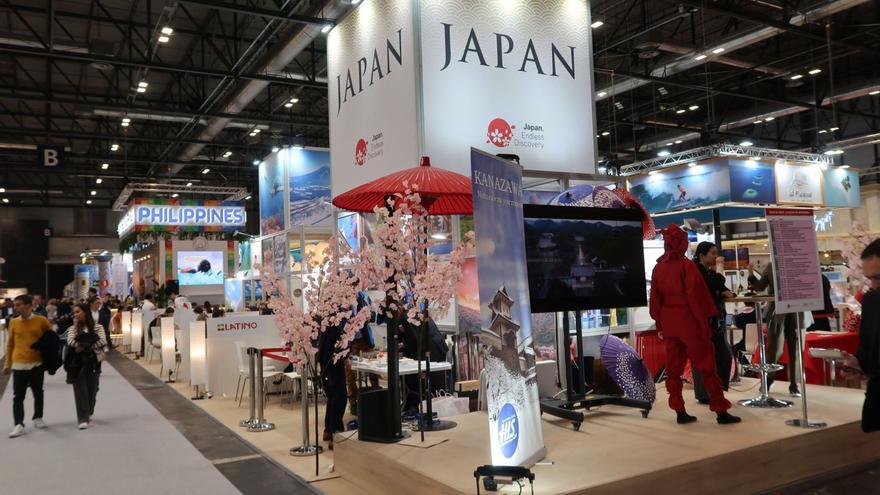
[117,199,246,237]
[328,0,598,197]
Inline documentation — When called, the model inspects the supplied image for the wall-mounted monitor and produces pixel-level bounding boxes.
[177,251,224,286]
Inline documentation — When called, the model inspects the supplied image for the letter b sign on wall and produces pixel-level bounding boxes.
[37,145,65,168]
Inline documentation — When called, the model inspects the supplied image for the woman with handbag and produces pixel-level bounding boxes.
[65,303,106,430]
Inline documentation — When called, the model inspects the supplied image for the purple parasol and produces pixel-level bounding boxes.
[600,335,656,403]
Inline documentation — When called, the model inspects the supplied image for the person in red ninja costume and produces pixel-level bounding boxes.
[650,224,742,425]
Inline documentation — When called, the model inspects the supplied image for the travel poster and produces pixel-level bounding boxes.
[728,159,776,204]
[288,148,332,226]
[470,148,546,467]
[823,167,860,208]
[259,152,287,236]
[628,162,731,214]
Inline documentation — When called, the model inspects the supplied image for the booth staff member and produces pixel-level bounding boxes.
[691,242,736,404]
[844,239,880,432]
[649,225,741,425]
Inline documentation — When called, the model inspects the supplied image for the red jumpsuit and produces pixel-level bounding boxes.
[649,224,731,414]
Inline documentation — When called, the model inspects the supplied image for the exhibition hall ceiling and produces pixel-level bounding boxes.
[0,0,878,207]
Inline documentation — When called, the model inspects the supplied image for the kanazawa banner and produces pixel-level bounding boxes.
[765,208,824,314]
[328,0,597,197]
[327,0,420,197]
[470,148,546,467]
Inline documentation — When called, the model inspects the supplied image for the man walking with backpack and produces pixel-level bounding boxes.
[3,294,54,438]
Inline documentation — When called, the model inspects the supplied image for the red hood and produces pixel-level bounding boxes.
[659,224,688,261]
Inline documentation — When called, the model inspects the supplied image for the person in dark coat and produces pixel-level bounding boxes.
[807,274,835,331]
[65,303,106,430]
[691,242,736,404]
[843,239,880,432]
[319,320,347,449]
[400,316,449,413]
[649,225,741,425]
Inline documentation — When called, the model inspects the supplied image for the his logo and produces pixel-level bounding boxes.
[487,118,515,148]
[497,403,519,458]
[355,138,368,166]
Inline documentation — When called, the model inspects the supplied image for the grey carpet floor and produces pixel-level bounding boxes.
[0,362,242,495]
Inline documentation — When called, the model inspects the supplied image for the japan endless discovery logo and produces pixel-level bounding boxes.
[486,118,545,150]
[354,132,385,166]
[497,403,519,458]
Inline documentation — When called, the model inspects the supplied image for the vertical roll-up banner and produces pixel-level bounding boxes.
[470,148,546,467]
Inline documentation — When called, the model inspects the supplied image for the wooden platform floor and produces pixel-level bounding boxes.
[335,379,880,495]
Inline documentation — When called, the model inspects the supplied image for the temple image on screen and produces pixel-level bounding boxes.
[523,206,647,312]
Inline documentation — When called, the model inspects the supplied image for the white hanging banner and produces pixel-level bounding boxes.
[765,208,824,314]
[328,0,420,197]
[419,0,597,173]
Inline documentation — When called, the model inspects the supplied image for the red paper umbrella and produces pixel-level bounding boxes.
[332,156,473,215]
[612,188,656,240]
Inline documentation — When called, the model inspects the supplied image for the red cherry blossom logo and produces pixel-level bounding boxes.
[487,118,515,148]
[355,138,368,166]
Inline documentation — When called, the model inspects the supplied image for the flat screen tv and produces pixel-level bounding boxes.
[177,251,224,286]
[523,205,647,313]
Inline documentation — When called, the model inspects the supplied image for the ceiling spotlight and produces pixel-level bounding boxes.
[818,129,828,134]
[688,105,699,111]
[138,81,148,88]
[687,162,697,168]
[245,195,252,200]
[158,35,170,43]
[870,90,880,96]
[712,47,725,54]
[840,165,851,169]
[101,163,109,170]
[0,188,5,193]
[648,170,661,176]
[658,87,668,96]
[765,117,775,122]
[90,190,97,196]
[284,102,293,108]
[674,140,683,144]
[271,146,280,152]
[790,74,803,80]
[95,178,102,184]
[601,131,610,136]
[614,101,624,110]
[753,120,763,125]
[676,109,686,114]
[120,122,129,127]
[596,91,607,98]
[222,151,232,158]
[252,159,260,166]
[591,20,604,28]
[289,97,299,104]
[1,198,8,204]
[694,54,707,61]
[201,168,210,174]
[824,149,844,155]
[171,193,179,198]
[85,200,92,205]
[665,142,674,146]
[110,143,119,151]
[161,26,174,35]
[830,126,839,131]
[321,23,333,34]
[136,87,147,93]
[186,182,192,187]
[808,68,822,75]
[740,140,754,146]
[657,150,671,157]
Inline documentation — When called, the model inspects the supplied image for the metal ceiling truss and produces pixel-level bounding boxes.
[619,145,832,176]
